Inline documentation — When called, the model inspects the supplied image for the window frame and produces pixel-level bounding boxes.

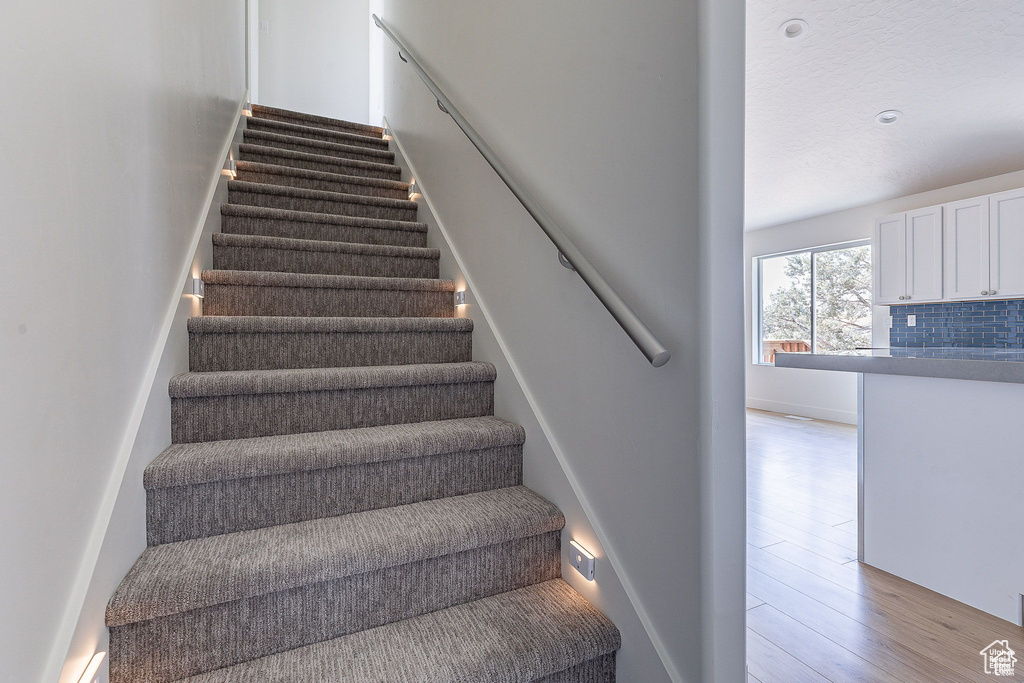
[753,239,871,365]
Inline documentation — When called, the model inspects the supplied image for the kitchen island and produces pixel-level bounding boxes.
[776,348,1024,625]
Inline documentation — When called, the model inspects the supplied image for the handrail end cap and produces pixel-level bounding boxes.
[650,350,671,368]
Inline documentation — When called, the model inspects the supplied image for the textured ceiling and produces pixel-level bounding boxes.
[746,0,1024,230]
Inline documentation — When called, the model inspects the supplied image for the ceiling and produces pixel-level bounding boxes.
[746,0,1024,230]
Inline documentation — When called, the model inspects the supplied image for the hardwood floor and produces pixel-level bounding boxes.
[746,409,1024,682]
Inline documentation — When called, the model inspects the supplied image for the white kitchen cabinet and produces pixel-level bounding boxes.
[874,186,1024,304]
[906,207,944,302]
[873,206,942,305]
[873,213,907,305]
[988,188,1024,299]
[942,190,1024,300]
[943,197,990,300]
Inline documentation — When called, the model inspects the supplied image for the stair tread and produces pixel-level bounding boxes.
[187,315,472,334]
[201,269,454,291]
[247,118,391,149]
[211,232,438,259]
[244,129,394,161]
[251,105,384,138]
[235,160,407,192]
[106,486,562,626]
[178,580,618,683]
[238,143,401,177]
[169,361,496,398]
[146,416,525,489]
[221,203,426,233]
[228,180,415,210]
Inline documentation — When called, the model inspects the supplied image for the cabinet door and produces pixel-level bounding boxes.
[873,213,907,304]
[943,197,990,300]
[989,188,1024,298]
[905,206,943,302]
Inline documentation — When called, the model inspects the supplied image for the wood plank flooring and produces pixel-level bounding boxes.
[746,409,1024,682]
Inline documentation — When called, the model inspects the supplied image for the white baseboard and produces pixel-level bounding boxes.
[746,397,858,425]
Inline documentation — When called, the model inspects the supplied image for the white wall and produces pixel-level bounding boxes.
[745,168,1024,424]
[57,138,247,683]
[388,136,672,682]
[698,0,748,676]
[370,1,746,679]
[258,0,369,121]
[0,3,247,681]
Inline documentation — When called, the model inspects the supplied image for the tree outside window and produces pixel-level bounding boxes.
[757,243,871,363]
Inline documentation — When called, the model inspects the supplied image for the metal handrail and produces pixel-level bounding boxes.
[373,15,671,367]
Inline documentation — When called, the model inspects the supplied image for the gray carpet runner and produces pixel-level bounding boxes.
[107,104,618,682]
[237,143,402,181]
[220,203,429,248]
[234,161,410,199]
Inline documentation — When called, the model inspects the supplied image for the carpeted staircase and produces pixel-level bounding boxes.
[106,104,620,682]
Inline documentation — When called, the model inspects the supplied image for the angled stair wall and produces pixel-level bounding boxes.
[106,104,619,682]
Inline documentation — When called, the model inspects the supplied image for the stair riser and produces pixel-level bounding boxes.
[234,168,407,200]
[221,212,426,248]
[109,533,560,683]
[171,381,493,442]
[202,283,453,318]
[252,111,382,138]
[247,118,390,151]
[189,329,472,371]
[147,445,523,544]
[535,655,616,682]
[229,187,416,222]
[239,146,400,181]
[243,130,393,165]
[212,244,440,279]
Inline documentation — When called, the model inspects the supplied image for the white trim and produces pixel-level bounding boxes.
[857,374,865,561]
[386,119,686,683]
[745,397,858,425]
[754,237,871,261]
[246,0,259,103]
[43,93,249,683]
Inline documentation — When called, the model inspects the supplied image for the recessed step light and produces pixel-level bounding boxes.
[780,19,808,39]
[875,110,902,125]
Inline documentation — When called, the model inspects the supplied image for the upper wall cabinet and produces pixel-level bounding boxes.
[874,186,1024,305]
[873,206,943,305]
[944,188,1024,300]
[944,197,990,300]
[988,188,1024,299]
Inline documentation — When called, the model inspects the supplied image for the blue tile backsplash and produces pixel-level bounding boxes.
[889,299,1024,347]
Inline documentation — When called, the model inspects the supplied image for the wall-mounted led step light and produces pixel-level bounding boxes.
[408,180,418,199]
[569,540,596,581]
[454,290,467,306]
[192,278,205,299]
[76,652,107,683]
[222,157,237,179]
[242,101,253,117]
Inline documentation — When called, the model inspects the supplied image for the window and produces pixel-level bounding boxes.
[755,241,872,364]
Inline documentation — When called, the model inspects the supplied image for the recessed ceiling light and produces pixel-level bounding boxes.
[780,19,808,39]
[875,110,902,125]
